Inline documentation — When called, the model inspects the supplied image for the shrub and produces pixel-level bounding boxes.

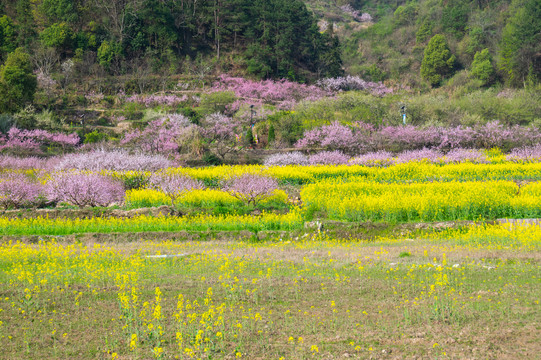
[245,128,254,146]
[121,173,149,191]
[416,20,433,44]
[0,173,44,209]
[222,174,279,206]
[97,41,121,71]
[46,172,125,207]
[0,113,14,133]
[0,48,37,113]
[13,105,37,129]
[274,114,304,147]
[198,91,237,115]
[441,1,468,36]
[202,152,223,166]
[39,22,72,50]
[267,123,275,144]
[149,173,204,206]
[84,130,108,144]
[393,3,418,27]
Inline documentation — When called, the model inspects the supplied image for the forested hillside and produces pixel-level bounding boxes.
[0,0,341,84]
[306,0,541,89]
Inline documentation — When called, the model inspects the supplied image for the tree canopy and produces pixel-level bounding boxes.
[0,0,342,80]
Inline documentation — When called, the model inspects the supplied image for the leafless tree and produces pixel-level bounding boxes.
[93,0,143,43]
[32,47,59,76]
[130,57,152,93]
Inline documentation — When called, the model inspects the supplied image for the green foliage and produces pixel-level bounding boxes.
[441,0,469,37]
[245,44,273,78]
[40,22,73,50]
[357,64,388,82]
[0,0,534,93]
[242,0,338,79]
[0,15,16,56]
[97,41,121,71]
[393,3,418,27]
[16,0,35,47]
[317,32,344,78]
[267,123,275,144]
[35,109,64,130]
[465,27,485,57]
[13,105,37,130]
[471,49,495,86]
[0,48,37,113]
[415,20,432,44]
[179,107,202,125]
[203,152,223,166]
[500,0,541,86]
[198,91,236,115]
[245,127,254,146]
[421,34,456,86]
[120,173,149,191]
[0,113,14,133]
[41,0,78,24]
[84,130,108,144]
[273,113,304,146]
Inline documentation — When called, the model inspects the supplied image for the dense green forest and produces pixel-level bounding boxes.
[0,0,342,83]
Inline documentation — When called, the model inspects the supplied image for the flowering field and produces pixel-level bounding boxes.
[0,225,539,359]
[301,180,541,222]
[4,162,541,233]
[1,161,541,359]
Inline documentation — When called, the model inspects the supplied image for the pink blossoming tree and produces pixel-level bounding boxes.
[222,174,279,206]
[149,173,204,206]
[46,172,125,207]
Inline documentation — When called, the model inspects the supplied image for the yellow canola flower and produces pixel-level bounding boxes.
[0,210,303,235]
[301,179,541,222]
[428,222,541,250]
[125,188,288,208]
[15,162,541,190]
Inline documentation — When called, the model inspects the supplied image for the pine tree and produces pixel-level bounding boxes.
[421,34,456,86]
